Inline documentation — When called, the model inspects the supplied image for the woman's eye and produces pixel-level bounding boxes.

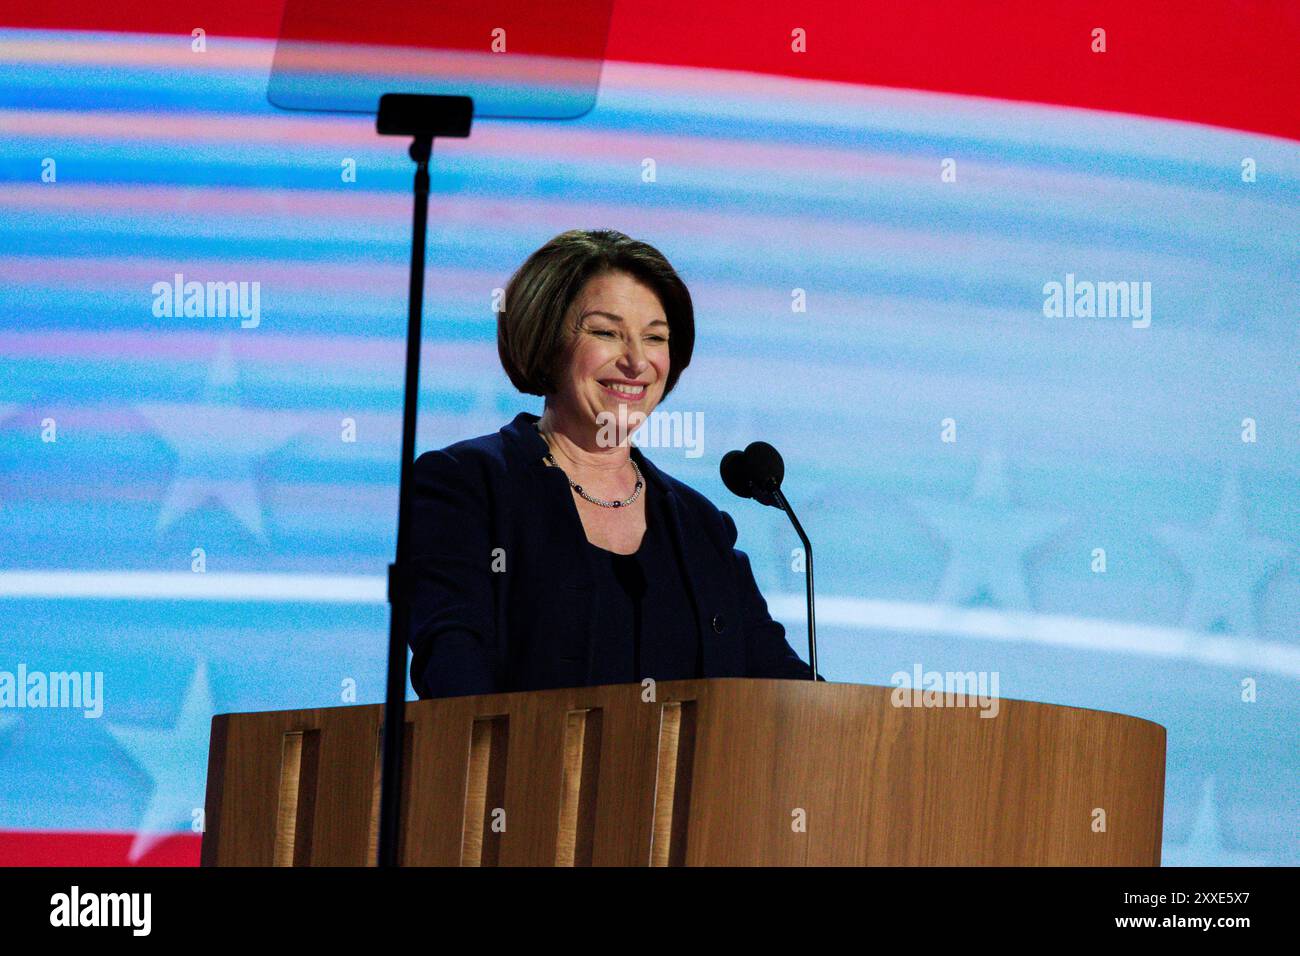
[588,328,665,343]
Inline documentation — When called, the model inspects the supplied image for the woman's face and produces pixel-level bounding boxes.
[552,270,671,442]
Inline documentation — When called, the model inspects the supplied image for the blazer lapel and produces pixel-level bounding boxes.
[633,448,741,678]
[500,412,599,675]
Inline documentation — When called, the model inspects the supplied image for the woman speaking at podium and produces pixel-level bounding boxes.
[408,229,815,699]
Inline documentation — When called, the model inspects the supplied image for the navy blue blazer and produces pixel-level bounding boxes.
[408,411,816,698]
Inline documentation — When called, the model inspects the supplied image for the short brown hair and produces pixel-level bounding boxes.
[498,229,695,397]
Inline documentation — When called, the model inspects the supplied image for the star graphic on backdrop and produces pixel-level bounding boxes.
[1162,776,1268,866]
[136,338,307,545]
[1154,473,1290,637]
[105,660,215,864]
[911,449,1070,610]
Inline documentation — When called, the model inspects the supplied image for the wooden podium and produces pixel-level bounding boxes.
[201,679,1165,866]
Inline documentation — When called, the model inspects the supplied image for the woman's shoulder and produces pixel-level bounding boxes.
[412,422,514,497]
[417,428,506,468]
[414,437,497,482]
[414,412,547,492]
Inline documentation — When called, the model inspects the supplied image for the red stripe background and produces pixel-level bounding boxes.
[4,0,1298,141]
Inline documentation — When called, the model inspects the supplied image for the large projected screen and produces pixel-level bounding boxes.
[0,19,1295,867]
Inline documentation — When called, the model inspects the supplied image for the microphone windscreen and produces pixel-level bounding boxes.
[719,449,753,499]
[744,441,785,488]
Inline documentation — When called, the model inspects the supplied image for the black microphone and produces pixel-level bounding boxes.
[720,443,782,507]
[740,441,784,506]
[719,442,818,681]
[719,449,753,500]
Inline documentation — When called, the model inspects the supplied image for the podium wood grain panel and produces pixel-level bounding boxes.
[202,679,1165,866]
[401,708,479,865]
[306,707,380,865]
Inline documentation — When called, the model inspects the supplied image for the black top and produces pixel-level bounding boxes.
[584,489,702,685]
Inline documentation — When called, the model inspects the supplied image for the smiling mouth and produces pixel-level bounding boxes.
[598,380,648,399]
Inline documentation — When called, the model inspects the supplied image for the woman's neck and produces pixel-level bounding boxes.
[536,405,632,477]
